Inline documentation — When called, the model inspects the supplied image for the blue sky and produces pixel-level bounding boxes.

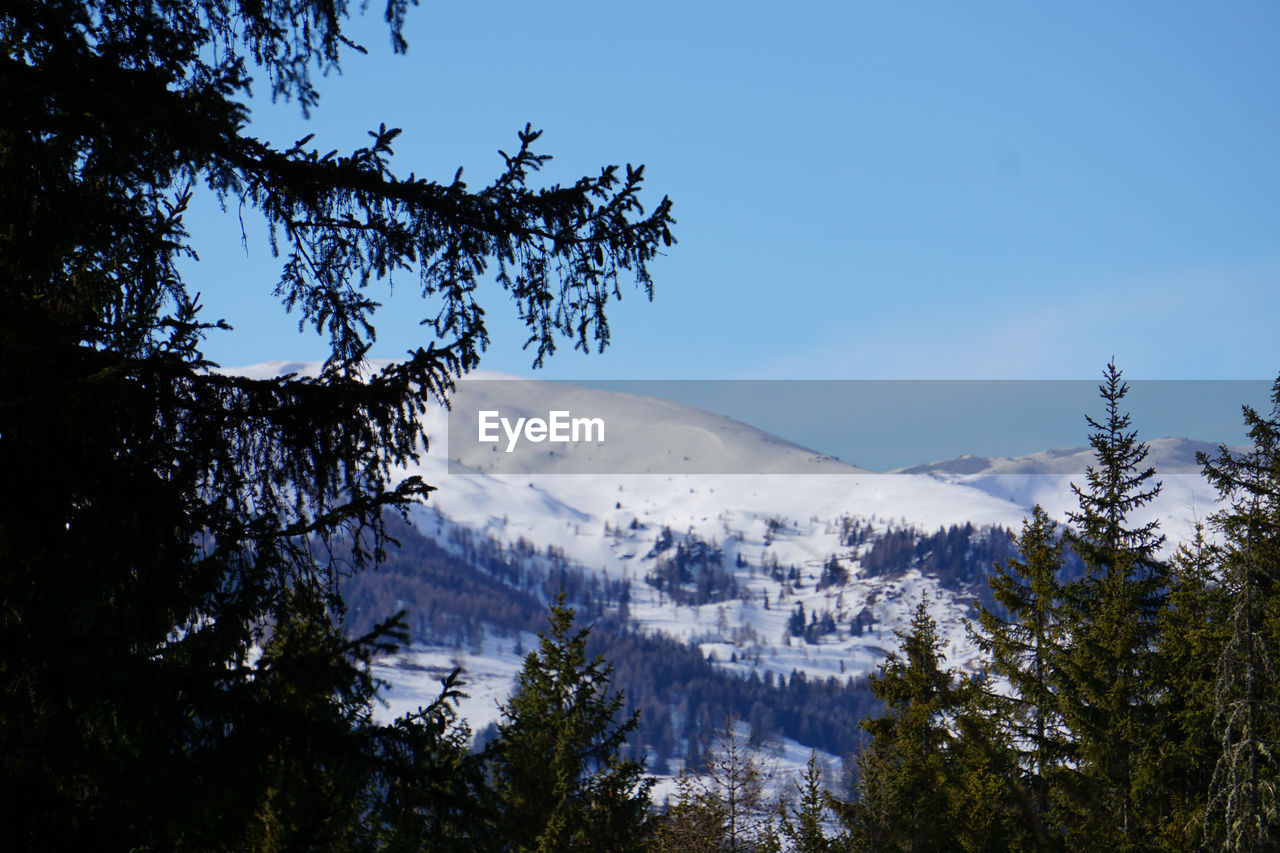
[187,1,1280,387]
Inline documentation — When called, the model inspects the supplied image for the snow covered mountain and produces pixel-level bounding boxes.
[237,363,1234,784]
[392,371,1034,681]
[895,436,1239,546]
[388,374,1227,684]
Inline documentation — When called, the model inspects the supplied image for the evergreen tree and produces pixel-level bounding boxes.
[972,505,1068,848]
[946,690,1041,853]
[835,601,962,852]
[0,1,673,847]
[819,556,848,591]
[1067,360,1166,566]
[488,597,653,853]
[1200,377,1280,853]
[833,733,898,853]
[1056,361,1168,850]
[371,669,497,852]
[789,603,807,638]
[1149,524,1229,851]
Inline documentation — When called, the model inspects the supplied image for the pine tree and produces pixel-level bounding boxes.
[487,597,653,853]
[1056,361,1168,850]
[1,1,673,847]
[1200,377,1280,853]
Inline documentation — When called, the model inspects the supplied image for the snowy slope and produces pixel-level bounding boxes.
[387,370,1037,682]
[230,362,1230,687]
[895,436,1239,545]
[233,362,1234,788]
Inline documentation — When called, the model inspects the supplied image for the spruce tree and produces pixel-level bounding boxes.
[371,669,497,853]
[0,1,673,847]
[487,597,653,853]
[836,600,962,852]
[833,733,898,853]
[946,691,1040,853]
[972,505,1068,850]
[1067,361,1166,565]
[1149,524,1229,851]
[1200,377,1280,853]
[1057,360,1167,850]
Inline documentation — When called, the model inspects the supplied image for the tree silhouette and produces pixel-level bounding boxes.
[0,1,673,847]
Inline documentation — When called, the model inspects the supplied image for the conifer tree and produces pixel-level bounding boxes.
[649,719,785,853]
[1067,361,1166,566]
[1150,524,1229,850]
[1,0,673,847]
[973,505,1068,847]
[701,720,780,853]
[946,691,1040,852]
[371,669,496,853]
[647,773,728,853]
[654,718,782,853]
[487,597,653,853]
[1200,377,1280,853]
[833,733,898,853]
[835,601,962,852]
[1056,361,1167,850]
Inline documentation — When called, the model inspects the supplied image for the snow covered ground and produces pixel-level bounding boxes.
[371,631,846,805]
[238,363,1238,792]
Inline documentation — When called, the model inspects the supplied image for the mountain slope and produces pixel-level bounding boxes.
[237,362,1231,784]
[895,436,1237,544]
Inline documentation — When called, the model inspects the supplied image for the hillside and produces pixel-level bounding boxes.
[288,366,1231,787]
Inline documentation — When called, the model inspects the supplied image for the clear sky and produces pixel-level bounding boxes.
[186,1,1280,387]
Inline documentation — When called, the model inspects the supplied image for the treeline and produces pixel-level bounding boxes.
[589,620,877,771]
[342,514,630,647]
[184,362,1280,853]
[343,519,879,764]
[859,520,1086,620]
[860,521,1019,586]
[828,366,1280,852]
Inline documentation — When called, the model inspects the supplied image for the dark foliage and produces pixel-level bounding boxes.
[1,0,672,847]
[645,530,738,607]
